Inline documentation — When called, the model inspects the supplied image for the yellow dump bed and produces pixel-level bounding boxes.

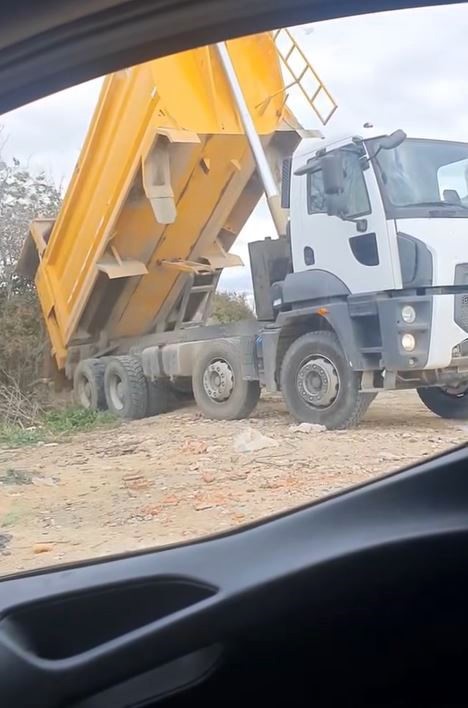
[21,34,300,371]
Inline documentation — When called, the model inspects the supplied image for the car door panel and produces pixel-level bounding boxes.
[1,444,468,706]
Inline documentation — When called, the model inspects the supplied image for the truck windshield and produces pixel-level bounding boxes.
[371,138,468,217]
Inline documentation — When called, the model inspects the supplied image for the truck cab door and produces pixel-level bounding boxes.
[291,143,401,295]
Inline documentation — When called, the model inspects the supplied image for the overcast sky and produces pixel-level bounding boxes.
[1,3,467,294]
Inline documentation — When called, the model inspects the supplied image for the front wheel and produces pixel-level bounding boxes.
[417,385,468,419]
[280,331,373,430]
[192,340,260,420]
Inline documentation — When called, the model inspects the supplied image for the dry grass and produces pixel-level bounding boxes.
[0,371,44,428]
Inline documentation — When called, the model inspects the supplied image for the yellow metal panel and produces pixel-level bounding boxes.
[112,134,254,337]
[30,33,300,368]
[96,257,148,279]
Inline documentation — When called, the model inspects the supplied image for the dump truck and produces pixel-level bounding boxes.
[20,31,468,428]
[18,30,333,420]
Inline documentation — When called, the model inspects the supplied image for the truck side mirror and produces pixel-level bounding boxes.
[294,151,346,218]
[379,129,407,151]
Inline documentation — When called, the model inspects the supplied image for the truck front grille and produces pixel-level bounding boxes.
[455,265,468,333]
[455,293,468,333]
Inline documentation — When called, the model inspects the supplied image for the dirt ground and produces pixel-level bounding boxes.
[1,390,467,576]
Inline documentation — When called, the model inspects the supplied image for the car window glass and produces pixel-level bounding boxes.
[307,166,326,213]
[342,150,370,217]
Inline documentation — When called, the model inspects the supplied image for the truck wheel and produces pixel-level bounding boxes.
[104,355,148,419]
[192,341,260,420]
[73,358,107,410]
[280,331,372,430]
[147,379,171,417]
[417,385,468,419]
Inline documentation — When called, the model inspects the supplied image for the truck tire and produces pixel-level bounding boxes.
[417,385,468,419]
[192,340,260,420]
[104,355,148,420]
[147,379,171,417]
[73,358,107,410]
[280,331,373,430]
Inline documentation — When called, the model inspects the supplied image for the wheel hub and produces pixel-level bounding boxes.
[297,356,339,408]
[443,382,468,397]
[77,376,92,408]
[203,360,234,402]
[109,373,125,411]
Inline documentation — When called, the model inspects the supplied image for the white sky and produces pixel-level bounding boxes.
[1,3,467,294]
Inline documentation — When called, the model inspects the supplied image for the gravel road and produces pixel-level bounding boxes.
[0,390,466,576]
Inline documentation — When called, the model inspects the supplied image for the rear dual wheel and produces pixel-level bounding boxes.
[104,356,148,419]
[74,355,171,420]
[74,343,260,422]
[73,359,107,411]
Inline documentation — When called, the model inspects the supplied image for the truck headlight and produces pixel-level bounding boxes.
[401,333,416,352]
[401,305,416,324]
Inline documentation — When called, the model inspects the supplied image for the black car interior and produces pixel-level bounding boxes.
[1,445,468,707]
[0,1,467,706]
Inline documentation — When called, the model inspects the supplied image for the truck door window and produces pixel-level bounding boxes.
[341,150,371,218]
[307,166,327,214]
[307,149,370,218]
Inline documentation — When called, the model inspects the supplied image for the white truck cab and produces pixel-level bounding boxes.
[249,129,468,427]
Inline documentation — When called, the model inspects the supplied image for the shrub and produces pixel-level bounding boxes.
[212,291,254,323]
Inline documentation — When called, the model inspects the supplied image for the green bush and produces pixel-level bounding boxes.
[44,407,116,434]
[0,408,118,448]
[212,291,254,323]
[0,153,61,380]
[0,292,45,390]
